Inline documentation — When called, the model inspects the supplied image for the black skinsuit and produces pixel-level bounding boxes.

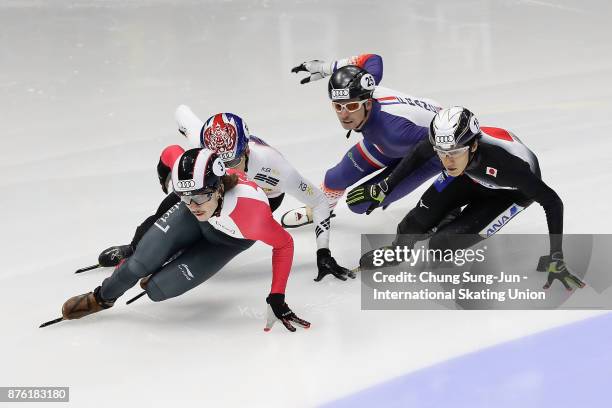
[384,127,563,253]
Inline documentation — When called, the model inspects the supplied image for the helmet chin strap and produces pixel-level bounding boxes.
[345,102,371,139]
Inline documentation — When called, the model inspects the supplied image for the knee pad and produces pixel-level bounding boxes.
[144,278,167,302]
[323,166,347,191]
[347,201,369,214]
[429,231,476,252]
[324,158,365,191]
[396,208,429,235]
[393,209,431,247]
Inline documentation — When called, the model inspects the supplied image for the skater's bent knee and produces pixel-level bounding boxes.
[122,257,149,281]
[428,234,452,252]
[347,202,368,214]
[145,279,167,302]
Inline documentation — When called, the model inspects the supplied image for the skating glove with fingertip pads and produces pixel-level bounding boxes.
[315,248,355,282]
[346,178,390,214]
[543,251,586,291]
[265,294,310,333]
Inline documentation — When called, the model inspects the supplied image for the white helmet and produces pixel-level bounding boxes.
[171,148,226,197]
[429,106,481,151]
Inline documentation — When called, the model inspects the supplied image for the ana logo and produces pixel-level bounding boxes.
[177,179,196,189]
[479,204,524,237]
[509,205,520,216]
[486,166,498,177]
[204,114,237,155]
[331,88,350,100]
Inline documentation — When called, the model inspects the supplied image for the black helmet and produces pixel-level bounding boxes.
[328,65,376,101]
[429,106,481,151]
[172,148,227,196]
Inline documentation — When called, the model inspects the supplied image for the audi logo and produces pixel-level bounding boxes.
[331,89,350,99]
[436,135,454,144]
[177,180,196,189]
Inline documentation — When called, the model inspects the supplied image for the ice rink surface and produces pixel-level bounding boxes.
[1,0,611,406]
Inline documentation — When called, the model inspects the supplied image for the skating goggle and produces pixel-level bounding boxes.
[332,99,368,113]
[224,156,242,168]
[433,145,470,158]
[179,191,215,205]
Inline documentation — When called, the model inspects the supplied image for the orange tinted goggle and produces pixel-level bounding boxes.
[332,99,368,113]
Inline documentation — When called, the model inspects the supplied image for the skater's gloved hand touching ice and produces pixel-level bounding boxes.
[291,60,333,84]
[265,294,310,332]
[314,248,355,282]
[543,252,585,291]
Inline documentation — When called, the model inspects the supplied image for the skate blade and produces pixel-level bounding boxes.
[39,317,64,328]
[75,264,101,274]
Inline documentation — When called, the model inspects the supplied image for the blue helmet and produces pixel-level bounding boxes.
[201,113,250,166]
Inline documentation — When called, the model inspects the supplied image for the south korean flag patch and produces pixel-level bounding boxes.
[486,166,498,177]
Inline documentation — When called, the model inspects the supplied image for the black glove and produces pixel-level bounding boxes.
[97,244,134,267]
[265,293,310,332]
[315,248,355,282]
[346,179,389,215]
[157,158,172,194]
[358,245,403,270]
[157,145,185,194]
[543,252,585,291]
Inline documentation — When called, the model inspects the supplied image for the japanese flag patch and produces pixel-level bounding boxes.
[486,166,498,177]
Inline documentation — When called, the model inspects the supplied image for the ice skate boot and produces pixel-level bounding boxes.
[62,286,115,320]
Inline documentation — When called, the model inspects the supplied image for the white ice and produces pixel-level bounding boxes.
[1,1,611,407]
